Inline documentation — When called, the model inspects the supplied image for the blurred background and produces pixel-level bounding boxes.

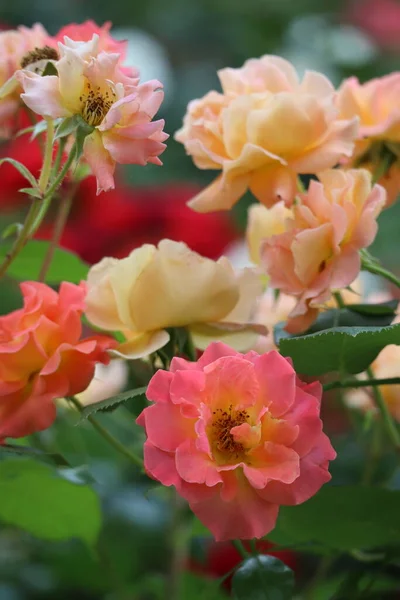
[1,0,400,598]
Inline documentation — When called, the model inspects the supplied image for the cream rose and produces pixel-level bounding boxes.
[85,239,263,358]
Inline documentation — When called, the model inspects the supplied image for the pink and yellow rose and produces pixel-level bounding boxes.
[0,281,116,441]
[0,23,52,137]
[261,169,385,332]
[16,35,167,193]
[337,73,400,206]
[175,55,358,212]
[137,342,336,541]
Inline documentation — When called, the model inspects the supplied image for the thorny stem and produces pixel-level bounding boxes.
[67,396,143,469]
[38,118,55,193]
[0,141,77,281]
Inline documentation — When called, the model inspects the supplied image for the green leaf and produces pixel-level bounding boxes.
[268,486,400,550]
[0,157,38,188]
[31,118,62,140]
[277,323,400,376]
[275,304,398,345]
[348,301,398,317]
[54,115,79,141]
[80,386,147,420]
[0,458,101,546]
[0,240,89,283]
[232,555,294,600]
[2,222,23,240]
[18,187,43,199]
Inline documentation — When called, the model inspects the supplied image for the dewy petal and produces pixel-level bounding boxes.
[17,72,69,119]
[83,131,116,194]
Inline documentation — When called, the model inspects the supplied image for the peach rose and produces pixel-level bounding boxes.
[175,55,358,212]
[261,169,385,333]
[85,239,263,358]
[338,74,400,147]
[0,281,116,441]
[137,342,336,541]
[16,35,167,193]
[337,74,400,206]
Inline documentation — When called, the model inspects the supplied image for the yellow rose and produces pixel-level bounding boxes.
[246,201,292,265]
[85,239,263,358]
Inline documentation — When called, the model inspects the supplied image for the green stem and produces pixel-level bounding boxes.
[232,540,249,559]
[185,331,197,361]
[51,137,67,180]
[67,396,143,469]
[361,258,400,289]
[366,367,400,452]
[0,199,41,280]
[333,291,346,309]
[28,142,77,236]
[38,119,55,193]
[323,377,400,392]
[38,185,75,282]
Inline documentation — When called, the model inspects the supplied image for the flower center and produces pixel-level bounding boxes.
[20,46,59,70]
[80,84,116,127]
[211,405,249,460]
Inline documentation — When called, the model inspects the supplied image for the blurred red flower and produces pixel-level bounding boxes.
[37,176,238,262]
[348,0,400,50]
[0,133,238,261]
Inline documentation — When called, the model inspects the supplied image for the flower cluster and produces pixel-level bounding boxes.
[1,22,400,551]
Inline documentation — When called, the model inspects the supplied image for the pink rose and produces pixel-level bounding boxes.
[16,35,167,193]
[175,55,358,212]
[261,169,385,333]
[137,342,336,541]
[0,23,53,137]
[0,281,116,441]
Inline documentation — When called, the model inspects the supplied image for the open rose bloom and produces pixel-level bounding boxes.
[261,169,386,332]
[0,281,115,441]
[338,73,400,206]
[137,342,336,541]
[175,55,358,212]
[85,239,263,358]
[16,34,167,193]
